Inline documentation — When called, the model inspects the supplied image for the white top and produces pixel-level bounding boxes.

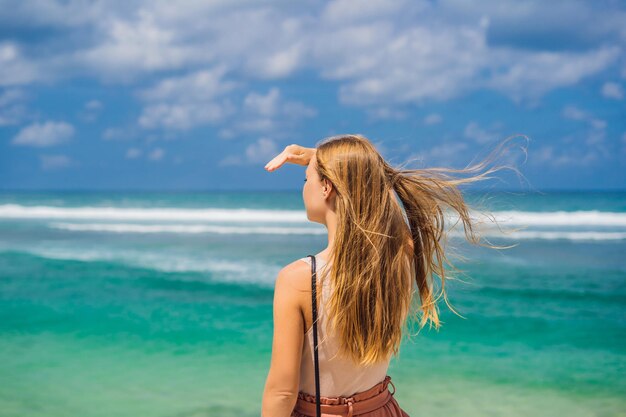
[298,256,390,397]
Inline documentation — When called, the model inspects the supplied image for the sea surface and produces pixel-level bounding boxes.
[0,190,624,417]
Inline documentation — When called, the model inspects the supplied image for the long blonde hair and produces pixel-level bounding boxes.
[313,133,528,366]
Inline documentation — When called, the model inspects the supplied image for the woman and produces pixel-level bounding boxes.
[261,134,525,417]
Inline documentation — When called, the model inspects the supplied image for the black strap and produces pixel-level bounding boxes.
[307,254,321,417]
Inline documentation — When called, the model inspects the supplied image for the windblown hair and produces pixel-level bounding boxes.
[313,133,529,366]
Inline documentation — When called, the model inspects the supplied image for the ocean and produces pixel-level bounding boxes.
[0,190,624,417]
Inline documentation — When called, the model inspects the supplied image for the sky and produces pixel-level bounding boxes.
[0,0,625,191]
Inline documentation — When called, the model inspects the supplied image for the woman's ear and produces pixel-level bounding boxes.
[322,178,334,197]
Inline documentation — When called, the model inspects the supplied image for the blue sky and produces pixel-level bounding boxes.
[0,0,625,191]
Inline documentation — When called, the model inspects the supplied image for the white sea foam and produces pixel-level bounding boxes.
[48,222,326,235]
[46,222,626,240]
[1,204,625,226]
[0,204,305,222]
[447,229,626,241]
[481,210,626,227]
[3,245,278,285]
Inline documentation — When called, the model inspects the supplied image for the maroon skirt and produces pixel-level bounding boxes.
[291,375,410,417]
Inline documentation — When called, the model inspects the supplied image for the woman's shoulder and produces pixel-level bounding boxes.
[273,257,315,299]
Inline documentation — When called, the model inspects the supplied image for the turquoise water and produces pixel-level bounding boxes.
[0,191,624,417]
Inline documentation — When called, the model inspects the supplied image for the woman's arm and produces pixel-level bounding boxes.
[264,144,316,172]
[261,145,315,416]
[261,263,307,417]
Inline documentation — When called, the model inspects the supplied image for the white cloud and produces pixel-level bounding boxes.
[366,107,408,121]
[322,0,415,23]
[562,105,607,131]
[85,100,102,110]
[531,145,597,167]
[244,88,281,117]
[0,0,624,114]
[139,76,316,133]
[245,137,278,163]
[309,13,620,108]
[0,88,27,126]
[560,105,610,160]
[374,108,408,121]
[139,101,236,130]
[439,1,626,52]
[486,46,621,105]
[233,87,316,134]
[39,154,73,170]
[219,137,279,166]
[562,105,586,121]
[464,121,504,144]
[71,5,309,82]
[318,23,489,107]
[77,11,195,80]
[138,66,239,130]
[281,100,317,119]
[218,155,242,166]
[103,127,136,141]
[0,0,106,28]
[0,88,25,107]
[79,99,103,122]
[148,147,165,161]
[12,121,75,147]
[601,82,623,100]
[217,128,237,140]
[245,41,304,79]
[125,148,142,159]
[139,66,238,102]
[410,141,470,167]
[0,42,40,86]
[423,113,443,125]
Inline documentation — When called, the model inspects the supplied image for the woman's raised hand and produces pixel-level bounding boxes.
[264,144,316,172]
